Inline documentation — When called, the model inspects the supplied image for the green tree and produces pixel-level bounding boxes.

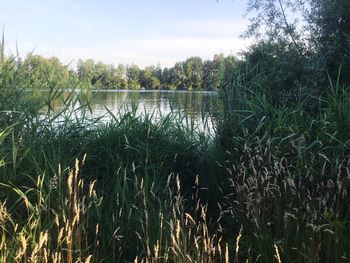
[243,41,308,104]
[184,57,203,90]
[308,0,350,84]
[77,59,97,85]
[243,0,350,85]
[21,55,71,89]
[126,64,141,89]
[114,64,128,89]
[203,54,225,90]
[160,67,176,90]
[140,66,161,89]
[173,62,187,90]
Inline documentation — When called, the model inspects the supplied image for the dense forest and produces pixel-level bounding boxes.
[15,53,234,90]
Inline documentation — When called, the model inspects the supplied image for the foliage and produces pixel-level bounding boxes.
[308,0,350,84]
[16,54,230,91]
[244,0,350,86]
[1,0,350,261]
[203,54,225,91]
[140,65,161,89]
[1,38,350,262]
[240,40,311,105]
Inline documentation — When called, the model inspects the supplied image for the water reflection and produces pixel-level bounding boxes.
[41,90,218,134]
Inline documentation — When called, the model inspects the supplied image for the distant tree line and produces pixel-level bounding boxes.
[15,53,238,90]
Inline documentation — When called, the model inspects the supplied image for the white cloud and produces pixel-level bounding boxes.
[22,35,251,68]
[1,1,252,68]
[175,18,249,37]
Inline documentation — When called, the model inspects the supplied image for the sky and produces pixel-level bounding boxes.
[0,0,251,68]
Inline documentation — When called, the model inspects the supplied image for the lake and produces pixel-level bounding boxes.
[43,89,218,134]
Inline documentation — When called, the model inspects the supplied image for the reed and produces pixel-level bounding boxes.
[0,40,349,262]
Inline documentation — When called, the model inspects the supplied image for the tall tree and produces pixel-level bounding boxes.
[21,55,71,89]
[243,0,350,85]
[203,54,225,90]
[140,66,161,89]
[126,64,141,89]
[160,67,176,90]
[114,64,128,89]
[308,0,350,83]
[173,62,187,90]
[77,59,97,85]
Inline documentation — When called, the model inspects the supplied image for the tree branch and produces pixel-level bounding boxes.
[277,0,304,57]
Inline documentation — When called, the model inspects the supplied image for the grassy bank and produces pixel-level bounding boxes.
[1,49,350,263]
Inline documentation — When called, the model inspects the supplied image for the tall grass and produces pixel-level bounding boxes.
[0,39,349,262]
[216,65,350,262]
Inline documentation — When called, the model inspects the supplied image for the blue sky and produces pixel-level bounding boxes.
[0,0,250,68]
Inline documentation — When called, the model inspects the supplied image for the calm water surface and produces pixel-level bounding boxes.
[44,90,218,134]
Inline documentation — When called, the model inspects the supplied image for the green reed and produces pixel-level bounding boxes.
[0,40,349,262]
